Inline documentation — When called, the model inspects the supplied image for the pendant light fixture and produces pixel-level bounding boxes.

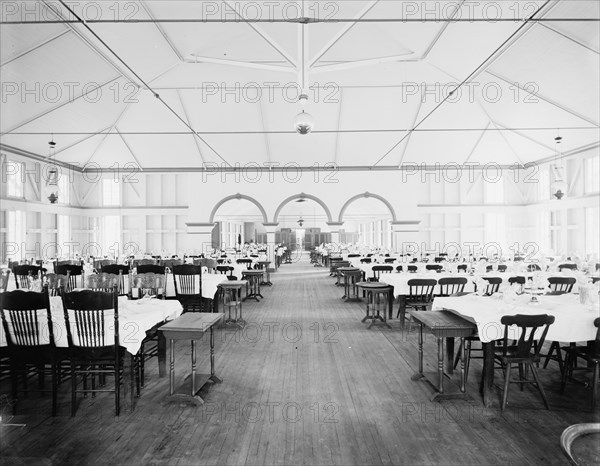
[47,136,59,204]
[551,134,567,200]
[293,93,314,135]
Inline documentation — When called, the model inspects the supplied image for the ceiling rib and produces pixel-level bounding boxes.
[177,89,206,165]
[52,125,112,157]
[312,55,417,74]
[139,0,185,61]
[538,22,600,55]
[185,56,295,73]
[0,29,71,67]
[371,0,553,167]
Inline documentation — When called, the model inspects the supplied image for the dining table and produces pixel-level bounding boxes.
[430,292,599,407]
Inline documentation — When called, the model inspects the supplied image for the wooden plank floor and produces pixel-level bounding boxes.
[1,254,599,465]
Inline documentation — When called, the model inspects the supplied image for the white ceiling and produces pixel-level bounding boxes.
[1,0,598,170]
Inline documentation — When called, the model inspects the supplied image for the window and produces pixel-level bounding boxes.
[537,167,549,201]
[4,160,24,197]
[58,173,70,204]
[101,216,121,258]
[5,210,26,260]
[484,176,504,203]
[585,207,599,256]
[484,213,507,256]
[536,211,550,253]
[57,215,71,257]
[585,157,599,194]
[102,178,120,206]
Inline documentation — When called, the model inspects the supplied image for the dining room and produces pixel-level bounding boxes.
[1,1,599,465]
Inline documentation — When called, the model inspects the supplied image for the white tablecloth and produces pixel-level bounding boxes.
[432,294,599,343]
[1,295,183,355]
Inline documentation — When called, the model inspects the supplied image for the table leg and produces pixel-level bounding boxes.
[169,339,175,396]
[121,352,134,413]
[481,342,494,407]
[411,322,425,381]
[158,331,167,377]
[388,288,393,319]
[437,337,444,393]
[446,337,455,375]
[191,340,196,395]
[209,326,223,383]
[460,337,466,393]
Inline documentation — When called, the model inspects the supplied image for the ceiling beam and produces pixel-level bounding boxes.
[139,0,185,61]
[397,100,422,167]
[177,89,206,165]
[538,22,599,55]
[52,126,112,157]
[0,29,71,67]
[420,0,465,59]
[309,0,380,68]
[184,56,295,73]
[311,55,417,74]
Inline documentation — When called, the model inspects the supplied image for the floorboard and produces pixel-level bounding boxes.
[1,254,599,465]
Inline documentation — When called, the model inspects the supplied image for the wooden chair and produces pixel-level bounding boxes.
[395,265,403,273]
[384,258,396,264]
[0,287,62,415]
[496,314,555,411]
[426,264,443,272]
[498,265,507,272]
[360,258,372,264]
[370,265,393,282]
[133,259,156,268]
[558,263,578,272]
[508,276,526,293]
[561,317,600,410]
[12,265,45,289]
[93,259,115,273]
[407,265,417,273]
[396,279,437,330]
[236,258,253,270]
[55,264,84,292]
[486,265,493,273]
[172,265,203,312]
[457,264,468,273]
[548,277,576,293]
[62,288,134,416]
[44,273,68,296]
[101,264,130,296]
[527,263,542,272]
[216,265,235,280]
[480,276,502,295]
[136,264,166,275]
[85,273,119,292]
[438,277,467,296]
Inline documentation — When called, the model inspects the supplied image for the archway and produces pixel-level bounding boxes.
[273,193,333,224]
[338,192,397,223]
[209,194,269,248]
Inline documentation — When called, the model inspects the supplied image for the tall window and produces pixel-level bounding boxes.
[585,157,599,194]
[102,178,120,206]
[58,173,70,204]
[57,215,71,257]
[4,161,24,197]
[537,211,551,253]
[484,213,507,256]
[101,216,121,258]
[5,210,26,260]
[484,177,504,203]
[585,207,599,256]
[537,166,549,201]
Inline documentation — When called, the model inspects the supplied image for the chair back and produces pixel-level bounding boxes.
[527,264,542,272]
[407,279,437,304]
[548,277,576,293]
[216,265,234,276]
[457,264,467,272]
[486,265,493,272]
[0,270,11,292]
[0,287,54,347]
[93,259,115,272]
[396,265,403,272]
[508,276,526,285]
[101,264,130,295]
[438,277,467,296]
[172,265,202,295]
[500,314,555,360]
[360,258,372,264]
[44,273,68,296]
[162,259,183,271]
[372,265,393,281]
[426,264,443,272]
[136,264,166,275]
[558,263,577,272]
[384,258,396,264]
[55,264,84,292]
[407,265,417,273]
[347,254,360,258]
[133,259,156,268]
[13,265,45,289]
[85,273,119,292]
[482,276,502,295]
[498,265,507,272]
[237,258,253,269]
[130,273,166,299]
[62,289,118,348]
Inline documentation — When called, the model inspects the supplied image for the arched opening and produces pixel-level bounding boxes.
[273,195,332,253]
[210,194,269,250]
[338,194,396,250]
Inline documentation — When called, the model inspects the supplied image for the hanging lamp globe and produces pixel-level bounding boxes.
[294,110,314,135]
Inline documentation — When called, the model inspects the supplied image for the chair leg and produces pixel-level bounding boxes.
[51,360,57,417]
[592,362,599,411]
[115,363,120,416]
[560,351,571,394]
[530,363,550,410]
[518,364,525,391]
[10,362,18,415]
[501,362,512,411]
[71,362,77,417]
[543,341,561,369]
[453,341,463,370]
[464,340,472,381]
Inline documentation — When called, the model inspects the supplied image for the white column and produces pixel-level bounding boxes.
[263,223,279,271]
[186,222,216,256]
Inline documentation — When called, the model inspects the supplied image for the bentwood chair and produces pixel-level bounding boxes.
[548,277,576,293]
[561,318,600,410]
[62,288,135,416]
[438,277,467,296]
[397,279,437,330]
[0,287,63,416]
[496,314,555,411]
[172,265,203,312]
[13,265,45,289]
[101,264,130,296]
[55,264,84,292]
